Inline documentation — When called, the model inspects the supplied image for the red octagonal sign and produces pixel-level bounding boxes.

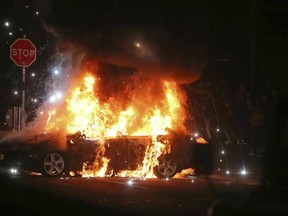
[10,38,37,67]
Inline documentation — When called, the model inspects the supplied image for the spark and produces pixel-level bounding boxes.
[49,95,56,103]
[56,91,62,99]
[49,91,63,103]
[135,42,141,48]
[4,21,10,27]
[53,69,59,75]
[10,168,18,174]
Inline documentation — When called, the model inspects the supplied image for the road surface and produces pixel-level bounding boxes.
[0,169,261,216]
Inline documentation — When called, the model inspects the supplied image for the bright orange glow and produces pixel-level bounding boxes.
[196,137,208,144]
[44,65,187,178]
[82,143,112,177]
[175,168,195,178]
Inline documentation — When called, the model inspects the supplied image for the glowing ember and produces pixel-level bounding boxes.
[44,66,186,178]
[175,168,195,178]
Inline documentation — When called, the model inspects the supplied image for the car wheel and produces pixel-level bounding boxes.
[42,152,65,177]
[154,154,177,179]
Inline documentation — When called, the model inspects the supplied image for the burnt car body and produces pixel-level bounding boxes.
[0,130,211,179]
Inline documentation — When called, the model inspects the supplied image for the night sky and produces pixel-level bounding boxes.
[0,0,286,128]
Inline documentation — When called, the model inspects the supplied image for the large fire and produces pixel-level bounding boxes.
[44,64,187,178]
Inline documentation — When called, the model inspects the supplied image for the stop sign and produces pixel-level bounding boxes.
[10,38,37,67]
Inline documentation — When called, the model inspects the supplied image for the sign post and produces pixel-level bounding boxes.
[10,37,36,130]
[21,67,25,131]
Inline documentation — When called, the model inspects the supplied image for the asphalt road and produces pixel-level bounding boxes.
[0,169,262,216]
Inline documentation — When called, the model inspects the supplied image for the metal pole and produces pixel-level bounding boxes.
[22,67,25,112]
[21,66,26,130]
[20,34,27,131]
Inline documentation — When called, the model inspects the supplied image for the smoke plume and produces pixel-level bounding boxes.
[43,0,207,84]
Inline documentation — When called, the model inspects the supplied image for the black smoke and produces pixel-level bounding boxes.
[43,0,208,84]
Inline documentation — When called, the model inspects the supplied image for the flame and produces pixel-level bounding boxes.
[45,108,56,130]
[45,68,186,178]
[82,143,112,177]
[174,168,195,178]
[117,136,165,178]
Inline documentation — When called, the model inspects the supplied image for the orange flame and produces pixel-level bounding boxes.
[45,68,186,178]
[82,143,112,177]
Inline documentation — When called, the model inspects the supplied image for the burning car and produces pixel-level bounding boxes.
[0,66,212,179]
[0,130,210,179]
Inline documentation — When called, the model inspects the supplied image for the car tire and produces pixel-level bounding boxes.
[42,152,65,177]
[153,154,177,179]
